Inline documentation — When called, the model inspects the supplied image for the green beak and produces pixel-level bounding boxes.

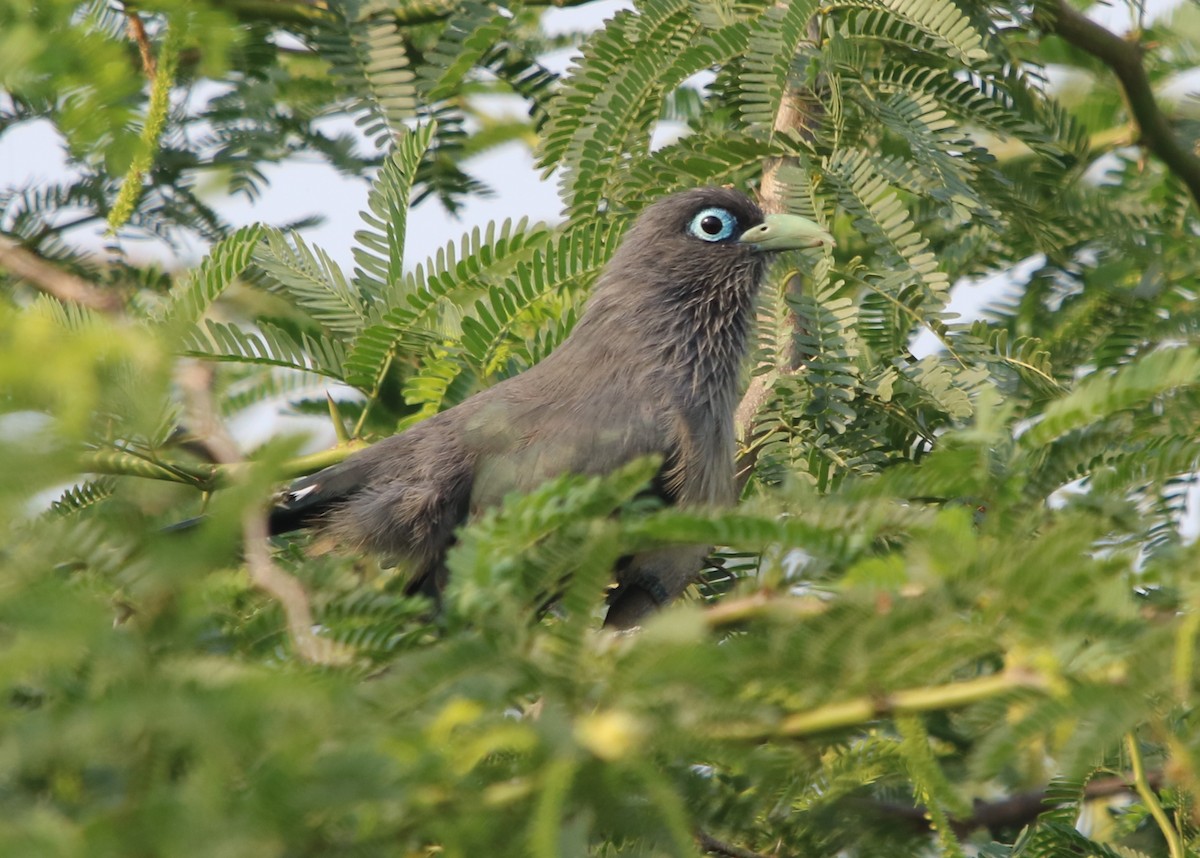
[738,213,835,252]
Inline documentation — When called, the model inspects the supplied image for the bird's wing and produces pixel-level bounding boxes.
[655,401,737,507]
[461,387,673,511]
[268,404,477,555]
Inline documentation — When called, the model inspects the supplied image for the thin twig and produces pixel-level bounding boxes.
[29,214,103,249]
[241,508,352,665]
[711,670,1045,741]
[125,9,157,78]
[0,234,124,313]
[1041,0,1200,210]
[1126,732,1185,858]
[177,361,353,666]
[704,591,828,627]
[81,438,367,487]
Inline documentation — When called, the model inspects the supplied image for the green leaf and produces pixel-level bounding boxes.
[184,319,347,378]
[352,122,437,302]
[1022,346,1200,449]
[254,228,367,335]
[162,224,265,325]
[315,0,418,149]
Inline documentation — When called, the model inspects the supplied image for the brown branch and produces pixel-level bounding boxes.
[735,11,825,489]
[864,770,1162,838]
[177,361,353,666]
[125,9,157,78]
[1041,0,1200,210]
[0,235,124,313]
[697,831,775,858]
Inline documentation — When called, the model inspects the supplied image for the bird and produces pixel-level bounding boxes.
[268,187,833,627]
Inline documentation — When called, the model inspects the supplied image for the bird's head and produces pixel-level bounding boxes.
[599,187,834,313]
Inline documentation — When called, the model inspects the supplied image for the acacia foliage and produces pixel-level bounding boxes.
[2,0,1200,855]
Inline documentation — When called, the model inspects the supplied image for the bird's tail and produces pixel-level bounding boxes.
[266,458,371,535]
[164,460,366,536]
[161,516,207,534]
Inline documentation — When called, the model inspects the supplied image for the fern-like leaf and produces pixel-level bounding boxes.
[184,319,347,378]
[738,0,819,136]
[416,1,510,102]
[344,213,552,395]
[836,0,989,64]
[352,122,437,304]
[50,478,118,516]
[162,224,264,324]
[1022,346,1200,449]
[254,228,367,335]
[314,0,418,149]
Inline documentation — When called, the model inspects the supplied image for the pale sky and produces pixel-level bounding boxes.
[2,0,1186,281]
[0,2,632,273]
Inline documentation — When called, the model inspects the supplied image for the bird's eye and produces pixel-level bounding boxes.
[688,207,737,242]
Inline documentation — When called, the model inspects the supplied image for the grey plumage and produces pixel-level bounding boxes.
[269,187,832,627]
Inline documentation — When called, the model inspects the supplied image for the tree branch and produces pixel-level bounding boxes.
[1041,0,1200,210]
[711,670,1046,741]
[0,235,124,313]
[697,831,775,858]
[1127,732,1185,858]
[81,439,367,488]
[704,591,829,627]
[177,361,353,666]
[736,10,826,489]
[864,770,1163,838]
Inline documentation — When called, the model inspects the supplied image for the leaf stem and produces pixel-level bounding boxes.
[353,352,393,438]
